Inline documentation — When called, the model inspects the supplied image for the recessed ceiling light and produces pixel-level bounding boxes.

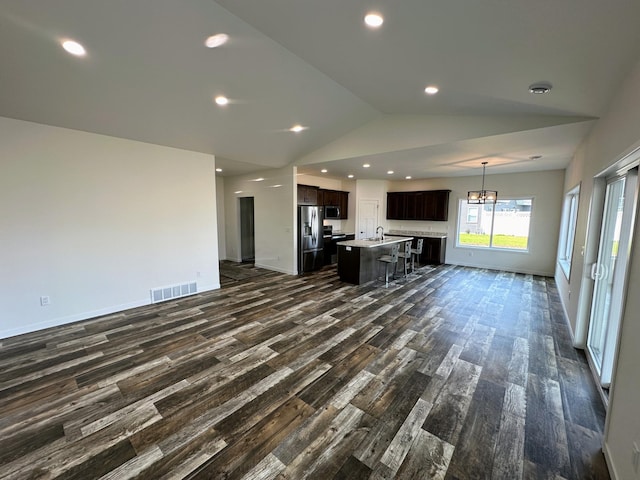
[387,170,394,174]
[364,12,384,28]
[234,190,243,194]
[205,33,229,48]
[363,164,370,168]
[424,85,439,95]
[271,184,282,188]
[321,169,328,173]
[290,125,305,133]
[528,82,552,94]
[529,155,543,160]
[61,40,86,56]
[405,176,412,179]
[348,174,354,179]
[215,95,229,106]
[252,177,264,182]
[215,168,222,172]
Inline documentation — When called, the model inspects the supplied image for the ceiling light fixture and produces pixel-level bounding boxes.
[405,176,412,180]
[387,170,394,174]
[205,33,229,48]
[363,164,370,168]
[215,168,222,172]
[215,95,229,106]
[364,12,384,28]
[321,169,328,173]
[424,85,439,95]
[253,177,264,182]
[528,82,552,94]
[290,125,305,133]
[468,161,498,204]
[61,40,86,56]
[348,174,354,178]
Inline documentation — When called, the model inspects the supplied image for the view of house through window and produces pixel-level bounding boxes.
[458,198,533,250]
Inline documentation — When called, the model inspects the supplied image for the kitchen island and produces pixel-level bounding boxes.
[387,230,448,265]
[336,236,412,285]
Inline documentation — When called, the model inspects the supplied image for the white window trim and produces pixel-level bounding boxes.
[558,184,580,280]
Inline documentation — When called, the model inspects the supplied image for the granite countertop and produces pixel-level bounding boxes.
[336,235,413,248]
[387,230,447,239]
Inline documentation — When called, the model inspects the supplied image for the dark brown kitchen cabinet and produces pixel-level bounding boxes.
[422,236,447,265]
[323,189,339,206]
[336,190,349,219]
[297,184,349,218]
[386,190,450,221]
[297,184,319,205]
[396,235,447,265]
[386,192,407,220]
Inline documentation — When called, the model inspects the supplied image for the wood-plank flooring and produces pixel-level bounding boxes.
[0,263,610,479]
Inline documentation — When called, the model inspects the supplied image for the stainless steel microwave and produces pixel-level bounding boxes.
[325,205,340,219]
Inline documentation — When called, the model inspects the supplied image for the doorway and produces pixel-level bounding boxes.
[358,200,379,239]
[240,197,255,263]
[586,167,638,390]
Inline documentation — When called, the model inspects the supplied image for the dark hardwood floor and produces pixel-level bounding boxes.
[0,263,609,479]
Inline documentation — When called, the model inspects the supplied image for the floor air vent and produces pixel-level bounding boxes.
[150,281,197,303]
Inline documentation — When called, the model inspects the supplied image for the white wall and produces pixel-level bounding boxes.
[223,166,297,274]
[555,57,640,480]
[0,117,220,339]
[368,171,564,276]
[354,180,388,238]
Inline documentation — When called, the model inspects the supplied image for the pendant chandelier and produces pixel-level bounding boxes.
[467,161,498,204]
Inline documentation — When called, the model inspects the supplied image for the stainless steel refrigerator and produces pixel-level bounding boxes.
[298,205,324,273]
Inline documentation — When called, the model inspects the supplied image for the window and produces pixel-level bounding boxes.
[457,198,533,251]
[558,185,580,279]
[467,206,479,223]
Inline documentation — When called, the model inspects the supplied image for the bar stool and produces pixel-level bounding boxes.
[410,238,424,272]
[378,243,399,287]
[396,240,413,279]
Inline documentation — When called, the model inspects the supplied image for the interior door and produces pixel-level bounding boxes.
[587,168,638,387]
[358,200,378,239]
[240,197,255,262]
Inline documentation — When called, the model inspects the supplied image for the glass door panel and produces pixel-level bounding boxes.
[587,169,637,387]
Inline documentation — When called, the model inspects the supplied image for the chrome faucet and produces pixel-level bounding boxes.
[376,226,384,241]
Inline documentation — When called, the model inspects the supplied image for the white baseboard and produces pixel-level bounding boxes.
[602,441,618,480]
[0,283,221,341]
[446,261,554,277]
[254,262,296,275]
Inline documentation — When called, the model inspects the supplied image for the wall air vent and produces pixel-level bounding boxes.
[150,281,197,304]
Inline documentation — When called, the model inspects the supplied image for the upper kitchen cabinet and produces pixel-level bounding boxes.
[297,184,319,205]
[337,190,348,219]
[386,192,407,220]
[386,190,450,221]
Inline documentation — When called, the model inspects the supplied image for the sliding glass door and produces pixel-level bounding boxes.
[587,168,638,387]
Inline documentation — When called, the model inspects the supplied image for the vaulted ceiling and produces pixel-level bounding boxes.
[2,1,640,179]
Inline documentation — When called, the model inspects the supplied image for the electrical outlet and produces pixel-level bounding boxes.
[40,296,51,306]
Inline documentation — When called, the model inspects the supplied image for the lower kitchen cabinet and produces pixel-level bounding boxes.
[395,235,447,265]
[421,237,446,265]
